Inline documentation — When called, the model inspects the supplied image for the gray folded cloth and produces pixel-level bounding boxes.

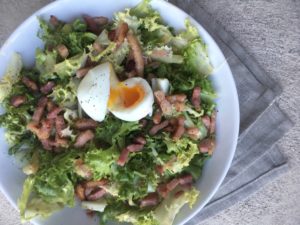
[168,0,294,223]
[187,104,292,224]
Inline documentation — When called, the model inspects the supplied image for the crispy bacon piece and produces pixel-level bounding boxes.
[38,119,54,140]
[32,97,48,123]
[172,116,185,141]
[139,119,148,128]
[198,138,215,154]
[133,136,146,145]
[166,178,179,191]
[76,67,92,78]
[140,193,159,208]
[210,111,216,134]
[50,15,59,27]
[127,30,144,77]
[56,44,69,58]
[154,91,172,115]
[155,165,164,175]
[27,119,54,141]
[125,59,136,73]
[55,116,66,138]
[84,187,94,198]
[74,118,98,130]
[157,183,169,198]
[163,126,175,133]
[108,30,116,41]
[153,109,162,125]
[178,174,193,185]
[54,134,68,148]
[186,127,199,136]
[192,86,201,110]
[83,15,108,34]
[149,120,169,135]
[75,184,86,201]
[86,188,106,201]
[127,144,144,152]
[26,122,40,136]
[74,130,95,148]
[166,94,186,103]
[21,76,38,92]
[115,22,129,46]
[47,106,62,119]
[84,179,108,189]
[173,126,185,141]
[201,115,211,129]
[186,127,200,140]
[10,95,26,107]
[117,141,145,167]
[40,81,55,94]
[173,102,185,112]
[117,148,130,166]
[93,17,109,26]
[83,15,98,33]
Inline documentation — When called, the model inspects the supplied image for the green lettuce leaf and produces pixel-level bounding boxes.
[153,187,199,225]
[184,39,213,76]
[114,9,141,34]
[84,147,119,180]
[103,40,130,73]
[113,153,159,202]
[54,52,87,80]
[141,15,173,47]
[18,176,35,221]
[33,150,81,207]
[48,78,78,108]
[95,114,140,149]
[0,53,23,103]
[147,46,183,64]
[81,199,107,212]
[163,135,199,174]
[0,85,33,145]
[130,0,156,18]
[35,48,57,82]
[172,19,199,50]
[88,42,116,62]
[116,210,159,225]
[114,187,200,225]
[183,154,210,180]
[38,17,96,57]
[23,198,63,221]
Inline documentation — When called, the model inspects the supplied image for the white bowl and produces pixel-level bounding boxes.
[0,0,240,224]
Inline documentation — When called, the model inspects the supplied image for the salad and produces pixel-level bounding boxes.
[0,0,217,224]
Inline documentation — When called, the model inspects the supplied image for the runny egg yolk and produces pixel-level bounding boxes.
[108,84,145,109]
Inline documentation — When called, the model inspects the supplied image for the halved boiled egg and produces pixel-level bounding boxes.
[108,77,154,121]
[77,62,154,122]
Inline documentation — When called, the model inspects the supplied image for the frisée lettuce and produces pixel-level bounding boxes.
[0,1,217,224]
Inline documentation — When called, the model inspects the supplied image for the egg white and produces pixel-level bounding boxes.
[77,63,113,122]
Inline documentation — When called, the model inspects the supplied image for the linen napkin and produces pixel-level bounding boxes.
[168,0,293,223]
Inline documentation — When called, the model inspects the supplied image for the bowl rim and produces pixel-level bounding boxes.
[0,0,240,224]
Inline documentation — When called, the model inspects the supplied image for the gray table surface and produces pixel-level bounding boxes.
[0,0,299,225]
